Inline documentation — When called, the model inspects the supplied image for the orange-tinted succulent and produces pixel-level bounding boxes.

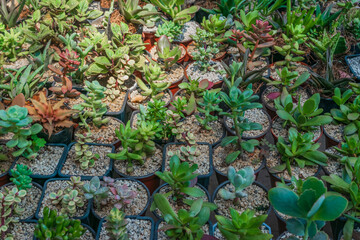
[26,91,78,137]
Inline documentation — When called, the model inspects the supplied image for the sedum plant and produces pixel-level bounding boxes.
[74,81,110,132]
[216,209,272,240]
[135,60,170,101]
[196,90,222,130]
[167,145,200,162]
[219,85,263,163]
[201,14,233,37]
[269,177,348,240]
[10,164,32,191]
[105,208,128,240]
[156,35,181,71]
[83,176,109,209]
[155,20,182,41]
[0,105,43,159]
[26,91,77,137]
[218,167,255,205]
[118,0,160,27]
[0,187,26,239]
[272,127,328,176]
[0,27,27,62]
[151,194,216,240]
[103,177,137,210]
[275,92,333,132]
[155,155,204,201]
[34,207,85,240]
[74,133,100,170]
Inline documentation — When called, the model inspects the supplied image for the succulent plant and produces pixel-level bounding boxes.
[83,176,109,209]
[0,105,43,159]
[218,167,255,205]
[156,35,181,71]
[106,207,128,240]
[155,20,182,41]
[26,91,77,137]
[201,14,233,36]
[118,0,160,27]
[34,207,86,240]
[106,183,137,210]
[105,77,126,102]
[62,190,85,215]
[74,133,100,170]
[196,90,222,130]
[168,145,200,162]
[10,164,32,191]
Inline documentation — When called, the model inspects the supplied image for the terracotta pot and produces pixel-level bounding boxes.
[142,32,156,51]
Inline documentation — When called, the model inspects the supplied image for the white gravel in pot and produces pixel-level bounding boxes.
[7,222,36,239]
[93,179,148,218]
[164,144,210,175]
[324,123,345,143]
[0,145,15,175]
[38,180,89,218]
[266,149,319,181]
[186,61,226,83]
[16,145,64,176]
[0,183,42,220]
[213,145,263,175]
[114,147,162,177]
[225,108,270,138]
[181,115,224,145]
[214,183,269,218]
[324,147,343,177]
[173,21,200,43]
[3,58,29,69]
[347,56,360,77]
[60,145,112,176]
[99,218,152,240]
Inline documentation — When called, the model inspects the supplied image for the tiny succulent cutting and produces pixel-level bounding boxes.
[105,207,129,240]
[10,164,32,191]
[74,133,100,170]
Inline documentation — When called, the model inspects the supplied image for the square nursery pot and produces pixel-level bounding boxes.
[58,142,115,180]
[162,142,213,189]
[96,216,155,240]
[37,126,74,145]
[151,183,212,220]
[9,143,68,186]
[154,220,213,240]
[345,54,360,80]
[35,178,91,224]
[104,90,129,122]
[90,178,150,222]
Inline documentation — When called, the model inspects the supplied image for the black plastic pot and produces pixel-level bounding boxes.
[162,142,213,189]
[95,216,155,240]
[319,96,338,114]
[212,222,271,239]
[58,143,115,180]
[151,183,212,220]
[35,178,91,224]
[9,143,68,186]
[91,177,150,221]
[323,124,342,149]
[1,182,42,221]
[154,220,213,239]
[104,91,129,122]
[345,54,360,80]
[212,144,265,184]
[37,126,74,145]
[212,181,271,217]
[33,222,96,240]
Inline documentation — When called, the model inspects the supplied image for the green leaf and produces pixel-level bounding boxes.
[225,151,241,164]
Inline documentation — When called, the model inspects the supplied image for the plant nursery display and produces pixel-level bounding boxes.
[1,0,360,239]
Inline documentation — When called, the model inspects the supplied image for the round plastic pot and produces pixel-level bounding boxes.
[142,31,156,51]
[126,88,174,112]
[319,96,338,114]
[35,178,92,224]
[212,180,271,217]
[58,143,115,180]
[223,109,272,141]
[154,220,213,239]
[162,142,213,189]
[345,54,360,80]
[96,216,155,240]
[212,144,265,184]
[1,182,42,221]
[91,177,150,221]
[151,183,212,220]
[9,143,68,185]
[212,222,271,238]
[323,125,342,149]
[104,90,129,122]
[37,126,74,145]
[184,62,223,90]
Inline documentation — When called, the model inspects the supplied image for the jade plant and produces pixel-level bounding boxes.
[271,127,328,176]
[83,176,109,208]
[74,81,110,132]
[155,20,182,41]
[269,177,348,240]
[218,167,255,205]
[0,187,26,239]
[155,155,204,201]
[151,194,216,240]
[196,91,223,130]
[275,92,333,132]
[167,145,200,162]
[10,164,32,191]
[34,207,85,240]
[0,105,44,159]
[216,209,272,240]
[219,85,263,163]
[74,133,100,170]
[105,208,128,240]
